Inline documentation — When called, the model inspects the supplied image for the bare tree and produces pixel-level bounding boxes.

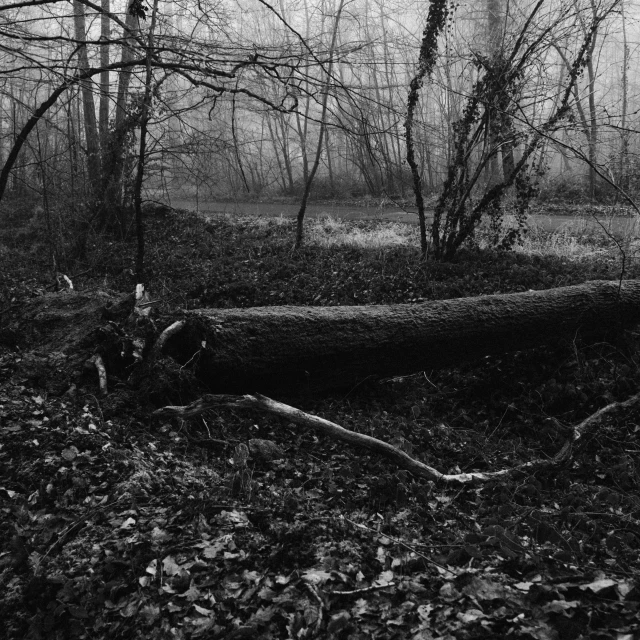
[295,0,346,248]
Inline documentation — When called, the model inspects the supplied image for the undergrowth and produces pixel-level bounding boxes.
[27,210,633,310]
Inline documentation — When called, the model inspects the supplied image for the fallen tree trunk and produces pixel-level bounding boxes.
[162,280,640,395]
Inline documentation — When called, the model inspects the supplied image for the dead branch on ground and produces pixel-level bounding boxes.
[154,392,640,485]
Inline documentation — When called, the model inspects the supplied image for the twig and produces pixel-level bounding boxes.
[92,354,108,396]
[331,583,395,597]
[182,430,230,448]
[572,391,640,445]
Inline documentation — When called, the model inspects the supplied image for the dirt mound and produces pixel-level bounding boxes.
[0,290,133,395]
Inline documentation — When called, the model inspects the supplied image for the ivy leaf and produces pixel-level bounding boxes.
[128,0,147,19]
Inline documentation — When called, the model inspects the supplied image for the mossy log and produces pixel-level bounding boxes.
[162,280,640,395]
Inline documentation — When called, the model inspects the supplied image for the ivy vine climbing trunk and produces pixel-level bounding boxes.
[404,0,449,256]
[430,0,617,261]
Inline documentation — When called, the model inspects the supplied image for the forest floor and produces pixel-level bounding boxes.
[1,208,640,639]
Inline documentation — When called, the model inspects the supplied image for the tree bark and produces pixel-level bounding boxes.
[99,0,110,148]
[619,0,629,192]
[73,0,101,194]
[163,280,640,395]
[101,10,138,226]
[133,0,159,284]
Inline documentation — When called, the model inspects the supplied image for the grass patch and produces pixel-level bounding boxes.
[305,215,417,249]
[224,212,638,264]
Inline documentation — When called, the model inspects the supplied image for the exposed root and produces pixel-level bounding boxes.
[151,320,185,359]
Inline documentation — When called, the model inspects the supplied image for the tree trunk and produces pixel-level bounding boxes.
[405,0,449,256]
[101,11,138,227]
[133,0,160,284]
[485,0,503,188]
[99,0,110,148]
[72,0,101,195]
[266,114,288,192]
[163,280,640,396]
[619,0,629,192]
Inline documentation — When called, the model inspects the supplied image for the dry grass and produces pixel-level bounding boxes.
[305,216,417,249]
[516,216,640,261]
[473,216,612,260]
[222,214,418,250]
[223,212,640,261]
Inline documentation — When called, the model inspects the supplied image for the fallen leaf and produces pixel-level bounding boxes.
[193,604,213,616]
[374,570,394,586]
[514,581,533,591]
[120,517,136,530]
[179,585,202,602]
[202,539,228,559]
[462,577,506,601]
[417,604,433,621]
[457,609,485,623]
[162,555,181,576]
[541,600,580,614]
[151,527,171,544]
[303,569,332,585]
[140,604,160,625]
[68,605,88,619]
[120,599,139,618]
[327,611,351,634]
[582,578,617,593]
[62,446,78,461]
